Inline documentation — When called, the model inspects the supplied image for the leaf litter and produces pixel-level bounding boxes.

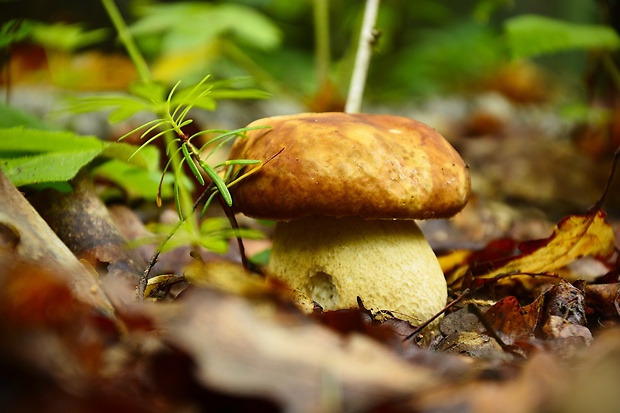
[1,149,620,412]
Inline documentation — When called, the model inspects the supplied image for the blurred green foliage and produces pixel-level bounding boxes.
[0,104,160,194]
[505,14,620,59]
[1,0,616,104]
[118,0,611,103]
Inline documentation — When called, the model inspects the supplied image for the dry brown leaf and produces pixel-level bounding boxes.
[158,286,438,413]
[485,295,542,346]
[553,329,620,413]
[400,351,567,413]
[584,283,620,318]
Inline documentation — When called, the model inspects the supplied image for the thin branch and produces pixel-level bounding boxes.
[467,303,507,348]
[345,0,381,113]
[590,146,620,212]
[218,195,249,271]
[404,288,470,342]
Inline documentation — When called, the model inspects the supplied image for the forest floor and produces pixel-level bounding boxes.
[2,61,620,412]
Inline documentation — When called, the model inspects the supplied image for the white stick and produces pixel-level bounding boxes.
[345,0,381,113]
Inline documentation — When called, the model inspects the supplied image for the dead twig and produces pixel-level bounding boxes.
[404,288,470,342]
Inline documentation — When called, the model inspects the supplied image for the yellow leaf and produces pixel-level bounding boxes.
[152,43,220,83]
[481,210,615,278]
[184,259,269,297]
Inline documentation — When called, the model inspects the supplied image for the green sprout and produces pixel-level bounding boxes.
[73,0,273,297]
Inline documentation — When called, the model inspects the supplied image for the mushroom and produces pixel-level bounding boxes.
[228,112,470,328]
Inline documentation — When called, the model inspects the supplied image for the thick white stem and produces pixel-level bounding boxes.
[268,216,447,329]
[345,0,381,113]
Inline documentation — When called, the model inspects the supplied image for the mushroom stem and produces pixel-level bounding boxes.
[267,215,447,327]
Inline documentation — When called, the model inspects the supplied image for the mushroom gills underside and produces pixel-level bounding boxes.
[267,216,448,326]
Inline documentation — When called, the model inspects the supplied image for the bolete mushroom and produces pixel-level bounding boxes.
[228,112,470,327]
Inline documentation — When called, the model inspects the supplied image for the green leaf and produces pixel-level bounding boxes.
[0,127,159,186]
[505,15,620,59]
[198,237,229,254]
[1,151,101,186]
[129,80,167,102]
[132,2,281,54]
[208,89,271,100]
[0,127,103,154]
[0,103,54,130]
[199,216,229,232]
[181,142,205,186]
[189,96,218,111]
[94,160,172,200]
[101,141,160,171]
[249,248,271,267]
[0,19,33,49]
[198,159,232,206]
[387,22,503,98]
[107,100,152,123]
[212,3,282,51]
[171,81,213,106]
[61,94,152,122]
[29,22,110,51]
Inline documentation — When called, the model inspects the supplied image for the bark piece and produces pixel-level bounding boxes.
[0,170,114,316]
[29,170,146,280]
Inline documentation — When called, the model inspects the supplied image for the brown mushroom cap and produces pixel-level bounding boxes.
[229,112,470,221]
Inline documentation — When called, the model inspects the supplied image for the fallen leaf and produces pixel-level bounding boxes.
[158,286,438,413]
[481,210,615,279]
[542,315,593,344]
[542,280,588,327]
[482,280,593,351]
[0,254,119,393]
[553,329,620,413]
[484,295,543,346]
[410,351,567,413]
[183,259,271,297]
[436,331,508,360]
[584,283,620,318]
[442,238,521,289]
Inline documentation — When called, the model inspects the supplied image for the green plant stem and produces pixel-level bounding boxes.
[102,0,196,230]
[101,0,151,84]
[313,0,331,88]
[165,130,197,226]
